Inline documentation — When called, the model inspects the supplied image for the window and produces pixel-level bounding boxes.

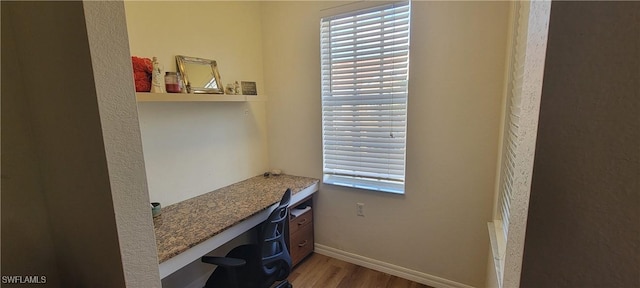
[320,2,411,194]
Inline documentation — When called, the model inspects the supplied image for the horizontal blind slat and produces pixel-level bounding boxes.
[322,95,407,103]
[324,4,410,25]
[327,69,409,80]
[324,146,405,155]
[326,19,410,39]
[325,51,409,65]
[325,154,406,162]
[324,167,405,179]
[324,112,407,119]
[322,35,409,51]
[323,127,406,134]
[323,104,407,112]
[323,36,410,56]
[324,139,406,148]
[325,160,405,171]
[325,133,406,139]
[322,93,407,102]
[321,57,409,69]
[330,70,409,81]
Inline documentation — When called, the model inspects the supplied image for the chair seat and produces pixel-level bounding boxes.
[205,245,262,288]
[202,189,293,288]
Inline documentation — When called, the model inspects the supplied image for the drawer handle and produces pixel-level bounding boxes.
[297,218,308,226]
[298,240,308,247]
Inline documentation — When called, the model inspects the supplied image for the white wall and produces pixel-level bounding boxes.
[125,1,269,206]
[262,2,510,287]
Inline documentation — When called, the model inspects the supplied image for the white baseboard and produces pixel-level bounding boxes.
[314,244,475,288]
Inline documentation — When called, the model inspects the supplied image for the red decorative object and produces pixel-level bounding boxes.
[131,56,152,92]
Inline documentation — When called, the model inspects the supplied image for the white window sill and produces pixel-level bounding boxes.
[323,174,404,194]
[488,221,506,288]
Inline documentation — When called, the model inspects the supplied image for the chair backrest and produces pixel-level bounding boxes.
[259,188,292,280]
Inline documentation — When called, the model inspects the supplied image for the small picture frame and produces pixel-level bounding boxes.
[241,81,257,95]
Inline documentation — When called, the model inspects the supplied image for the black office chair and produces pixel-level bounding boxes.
[202,189,293,288]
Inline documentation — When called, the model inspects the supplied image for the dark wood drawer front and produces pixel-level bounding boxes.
[290,222,314,266]
[289,208,312,235]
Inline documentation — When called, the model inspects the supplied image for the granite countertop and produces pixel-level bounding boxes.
[153,174,319,263]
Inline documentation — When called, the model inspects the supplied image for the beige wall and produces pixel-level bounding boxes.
[2,1,516,287]
[1,1,159,287]
[125,1,269,206]
[2,1,514,287]
[124,1,265,91]
[521,2,640,287]
[1,5,61,286]
[262,2,510,286]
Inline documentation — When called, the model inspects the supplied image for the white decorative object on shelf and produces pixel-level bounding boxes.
[150,57,165,93]
[226,83,235,95]
[234,81,240,95]
[225,81,242,95]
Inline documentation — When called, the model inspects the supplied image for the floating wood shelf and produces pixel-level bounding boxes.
[136,92,266,102]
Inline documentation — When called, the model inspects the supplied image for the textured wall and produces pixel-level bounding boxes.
[83,2,161,287]
[521,2,640,287]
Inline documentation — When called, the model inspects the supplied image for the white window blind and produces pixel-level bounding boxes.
[498,1,528,243]
[321,2,411,194]
[488,3,530,286]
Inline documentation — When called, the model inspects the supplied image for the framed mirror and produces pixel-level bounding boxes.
[176,55,224,94]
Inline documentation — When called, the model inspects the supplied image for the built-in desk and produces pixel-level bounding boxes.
[153,174,319,278]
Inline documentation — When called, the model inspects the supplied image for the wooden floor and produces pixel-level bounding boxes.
[288,253,432,288]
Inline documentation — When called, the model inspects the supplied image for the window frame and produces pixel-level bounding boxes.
[320,1,411,194]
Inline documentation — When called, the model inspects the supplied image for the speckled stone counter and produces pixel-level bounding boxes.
[153,174,319,263]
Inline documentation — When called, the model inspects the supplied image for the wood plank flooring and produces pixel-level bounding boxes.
[288,253,432,288]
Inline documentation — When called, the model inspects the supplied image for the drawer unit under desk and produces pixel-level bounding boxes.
[290,207,312,234]
[289,206,313,266]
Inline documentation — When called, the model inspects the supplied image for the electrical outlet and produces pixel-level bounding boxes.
[356,203,365,217]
